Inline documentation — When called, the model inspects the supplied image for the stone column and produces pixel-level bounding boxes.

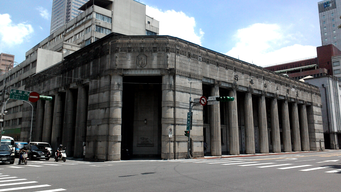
[210,84,221,156]
[271,98,281,153]
[62,89,75,156]
[229,89,239,155]
[51,93,63,153]
[162,75,175,159]
[107,75,123,160]
[291,102,301,151]
[35,100,44,141]
[74,86,88,158]
[299,104,310,151]
[259,95,269,153]
[42,100,53,143]
[245,91,255,154]
[282,100,292,152]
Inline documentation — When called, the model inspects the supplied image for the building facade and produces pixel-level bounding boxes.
[51,0,88,34]
[0,53,14,75]
[16,34,324,161]
[318,0,341,50]
[265,44,341,80]
[305,76,341,149]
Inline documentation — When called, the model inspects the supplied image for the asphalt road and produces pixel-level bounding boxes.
[1,150,341,192]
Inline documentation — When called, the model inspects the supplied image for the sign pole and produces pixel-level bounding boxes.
[23,101,33,143]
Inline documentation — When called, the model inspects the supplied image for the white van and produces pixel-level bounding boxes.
[1,136,15,153]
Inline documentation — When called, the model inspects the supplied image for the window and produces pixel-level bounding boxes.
[95,26,111,35]
[85,39,91,46]
[23,65,30,73]
[85,26,91,34]
[95,13,112,23]
[333,30,336,33]
[325,32,327,35]
[334,69,341,74]
[146,30,157,36]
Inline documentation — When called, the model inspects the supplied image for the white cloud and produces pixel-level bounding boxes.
[226,23,317,67]
[37,6,49,20]
[0,14,34,49]
[146,6,204,45]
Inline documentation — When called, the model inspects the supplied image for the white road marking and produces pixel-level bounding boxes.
[258,164,292,168]
[239,163,274,167]
[0,177,17,180]
[0,184,50,192]
[223,162,259,165]
[278,165,312,170]
[300,167,327,172]
[325,169,341,173]
[0,175,10,177]
[26,165,43,167]
[35,189,66,192]
[43,164,60,166]
[7,166,23,169]
[0,179,27,183]
[317,160,339,163]
[0,181,37,187]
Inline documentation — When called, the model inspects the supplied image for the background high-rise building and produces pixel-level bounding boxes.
[50,0,88,34]
[0,53,14,75]
[318,0,341,50]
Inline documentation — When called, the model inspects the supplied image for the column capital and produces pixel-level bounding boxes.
[247,86,253,94]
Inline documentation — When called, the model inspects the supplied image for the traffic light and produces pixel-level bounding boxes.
[216,96,234,102]
[39,95,53,101]
[184,130,190,137]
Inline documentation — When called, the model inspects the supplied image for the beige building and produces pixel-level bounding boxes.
[0,53,14,75]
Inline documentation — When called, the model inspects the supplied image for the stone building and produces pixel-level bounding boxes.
[0,0,158,141]
[19,33,324,161]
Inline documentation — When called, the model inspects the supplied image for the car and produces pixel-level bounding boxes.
[0,145,15,164]
[25,144,50,160]
[29,142,52,154]
[14,141,28,157]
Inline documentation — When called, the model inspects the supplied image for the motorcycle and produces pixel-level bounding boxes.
[54,150,67,162]
[19,152,27,165]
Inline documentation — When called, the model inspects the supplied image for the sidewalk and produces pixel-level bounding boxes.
[197,150,330,160]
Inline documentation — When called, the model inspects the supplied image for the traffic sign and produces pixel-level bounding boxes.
[9,89,30,101]
[29,92,40,103]
[199,96,207,106]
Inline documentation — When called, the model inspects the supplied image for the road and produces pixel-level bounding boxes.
[0,150,341,191]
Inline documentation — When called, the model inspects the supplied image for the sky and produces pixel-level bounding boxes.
[0,0,324,67]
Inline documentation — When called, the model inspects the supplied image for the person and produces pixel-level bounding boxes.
[56,144,63,158]
[18,146,27,165]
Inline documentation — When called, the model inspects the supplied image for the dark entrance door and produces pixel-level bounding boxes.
[122,76,162,159]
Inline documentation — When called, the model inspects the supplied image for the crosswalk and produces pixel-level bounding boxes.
[169,158,341,174]
[0,160,93,171]
[0,174,65,192]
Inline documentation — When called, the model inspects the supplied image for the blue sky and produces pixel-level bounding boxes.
[0,0,323,67]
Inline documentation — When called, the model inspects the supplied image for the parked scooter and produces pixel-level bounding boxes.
[54,149,67,162]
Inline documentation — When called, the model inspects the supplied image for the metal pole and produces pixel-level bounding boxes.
[0,98,10,144]
[23,101,33,143]
[187,82,192,159]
